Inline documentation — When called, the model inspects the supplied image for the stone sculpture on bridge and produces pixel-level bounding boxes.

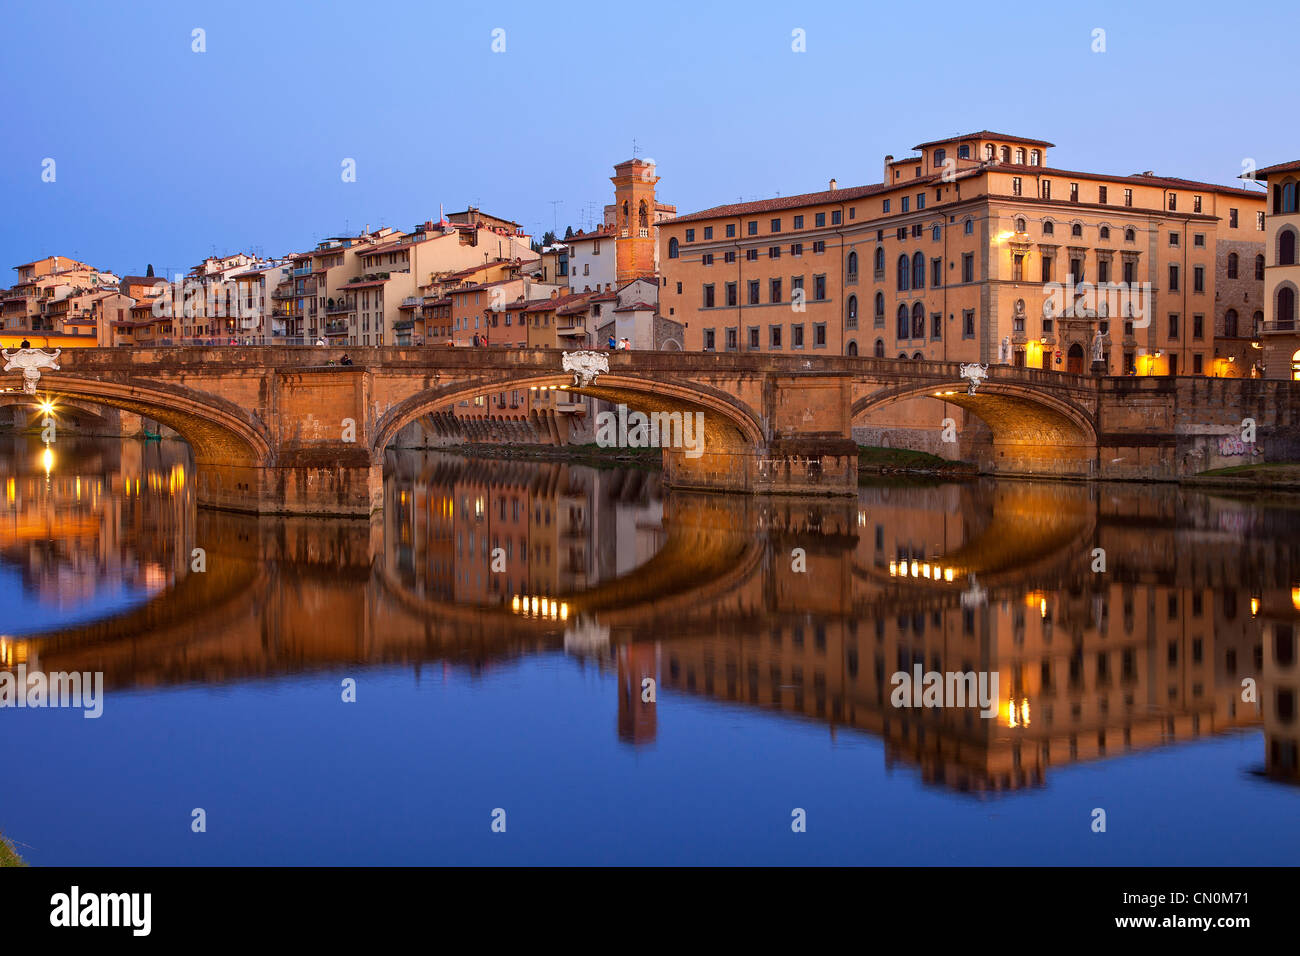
[959,362,989,395]
[562,350,609,387]
[2,347,61,395]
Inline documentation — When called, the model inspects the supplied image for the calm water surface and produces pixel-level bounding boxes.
[2,435,1298,865]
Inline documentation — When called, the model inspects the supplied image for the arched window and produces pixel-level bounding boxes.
[1225,308,1239,338]
[912,351,924,360]
[668,237,679,259]
[874,291,885,323]
[930,225,940,241]
[1015,148,1025,164]
[985,144,995,160]
[1043,220,1055,236]
[1030,150,1041,166]
[912,251,925,289]
[638,200,648,228]
[1278,286,1297,329]
[1125,228,1136,242]
[964,217,974,235]
[1227,252,1238,278]
[1000,146,1011,163]
[1257,254,1266,280]
[874,338,885,358]
[1280,228,1297,266]
[622,200,629,225]
[896,304,909,339]
[912,301,925,338]
[1284,181,1299,214]
[847,251,858,277]
[1100,226,1110,240]
[897,254,910,291]
[899,353,909,360]
[1254,310,1265,335]
[846,339,858,356]
[874,247,885,273]
[847,295,858,326]
[1014,217,1026,233]
[1071,223,1083,238]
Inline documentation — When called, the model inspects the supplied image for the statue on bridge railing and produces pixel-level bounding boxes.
[2,347,60,395]
[562,350,609,387]
[959,363,989,395]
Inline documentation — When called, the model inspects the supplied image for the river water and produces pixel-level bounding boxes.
[1,435,1298,864]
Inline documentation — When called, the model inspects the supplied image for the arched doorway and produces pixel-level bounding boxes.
[1067,343,1084,374]
[846,340,858,356]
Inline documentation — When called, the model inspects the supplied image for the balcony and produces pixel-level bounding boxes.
[292,266,312,278]
[401,296,422,307]
[326,303,352,315]
[1260,320,1298,334]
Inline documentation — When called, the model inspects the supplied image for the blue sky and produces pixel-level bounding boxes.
[0,0,1292,279]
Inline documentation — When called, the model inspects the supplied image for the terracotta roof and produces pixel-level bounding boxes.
[344,279,389,289]
[662,180,903,225]
[996,163,1264,200]
[524,292,589,313]
[359,236,425,258]
[911,131,1056,151]
[563,226,618,244]
[119,275,166,288]
[614,301,654,313]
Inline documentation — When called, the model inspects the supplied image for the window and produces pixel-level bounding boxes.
[897,254,910,291]
[931,258,941,287]
[1070,182,1079,202]
[815,212,826,227]
[676,281,683,293]
[931,225,941,242]
[912,252,925,289]
[882,199,891,214]
[1258,210,1266,231]
[725,327,738,351]
[847,295,858,328]
[964,217,973,235]
[1193,233,1205,248]
[897,304,909,339]
[1229,208,1238,228]
[724,250,736,263]
[916,194,925,210]
[768,246,781,259]
[1072,223,1083,238]
[1001,146,1011,163]
[874,247,885,274]
[1099,185,1108,204]
[748,326,759,350]
[1029,149,1040,165]
[1257,254,1266,279]
[1124,188,1133,207]
[874,292,885,325]
[1012,177,1022,197]
[1193,195,1202,213]
[703,328,715,350]
[1014,217,1026,233]
[1280,230,1298,266]
[747,221,758,235]
[746,249,758,262]
[874,337,886,356]
[770,325,782,348]
[1100,226,1110,240]
[769,218,782,233]
[1193,265,1205,293]
[1193,313,1204,339]
[1168,193,1177,211]
[1169,313,1180,339]
[726,224,736,238]
[685,229,695,242]
[959,145,971,160]
[931,312,942,339]
[812,240,825,253]
[1041,180,1052,200]
[1041,255,1053,283]
[962,253,974,283]
[793,215,804,229]
[1225,309,1239,337]
[1169,232,1179,247]
[1098,257,1110,283]
[901,197,910,213]
[912,302,925,338]
[792,324,805,349]
[847,251,858,277]
[668,237,679,258]
[1125,227,1136,242]
[814,275,827,300]
[725,282,737,306]
[813,323,826,347]
[934,148,946,166]
[1168,265,1179,291]
[897,227,907,241]
[702,253,714,265]
[831,210,842,225]
[703,284,715,308]
[963,309,975,338]
[1013,254,1024,281]
[770,278,782,303]
[1043,220,1055,236]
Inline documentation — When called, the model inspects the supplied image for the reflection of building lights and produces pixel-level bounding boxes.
[944,567,954,582]
[1040,597,1047,618]
[41,447,53,476]
[922,562,931,578]
[560,603,569,621]
[1006,697,1031,728]
[1292,588,1300,611]
[910,560,918,577]
[889,560,898,576]
[1251,597,1260,616]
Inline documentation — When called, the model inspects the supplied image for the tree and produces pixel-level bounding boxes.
[146,263,154,277]
[542,230,557,247]
[564,226,574,239]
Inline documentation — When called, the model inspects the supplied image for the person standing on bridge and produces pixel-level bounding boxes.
[19,339,30,350]
[315,336,326,347]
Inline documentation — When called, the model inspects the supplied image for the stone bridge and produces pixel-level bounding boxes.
[11,346,1300,515]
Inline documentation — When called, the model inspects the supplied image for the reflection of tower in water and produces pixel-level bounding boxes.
[617,642,658,746]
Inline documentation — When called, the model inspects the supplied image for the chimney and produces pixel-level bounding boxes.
[829,178,837,191]
[883,155,893,183]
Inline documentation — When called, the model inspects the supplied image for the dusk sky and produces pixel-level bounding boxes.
[1,0,1292,278]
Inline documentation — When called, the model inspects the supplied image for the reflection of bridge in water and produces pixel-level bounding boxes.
[8,449,1300,794]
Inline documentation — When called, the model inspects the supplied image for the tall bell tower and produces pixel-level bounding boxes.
[610,158,659,284]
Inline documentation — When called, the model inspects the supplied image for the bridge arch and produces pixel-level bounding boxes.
[854,377,1098,475]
